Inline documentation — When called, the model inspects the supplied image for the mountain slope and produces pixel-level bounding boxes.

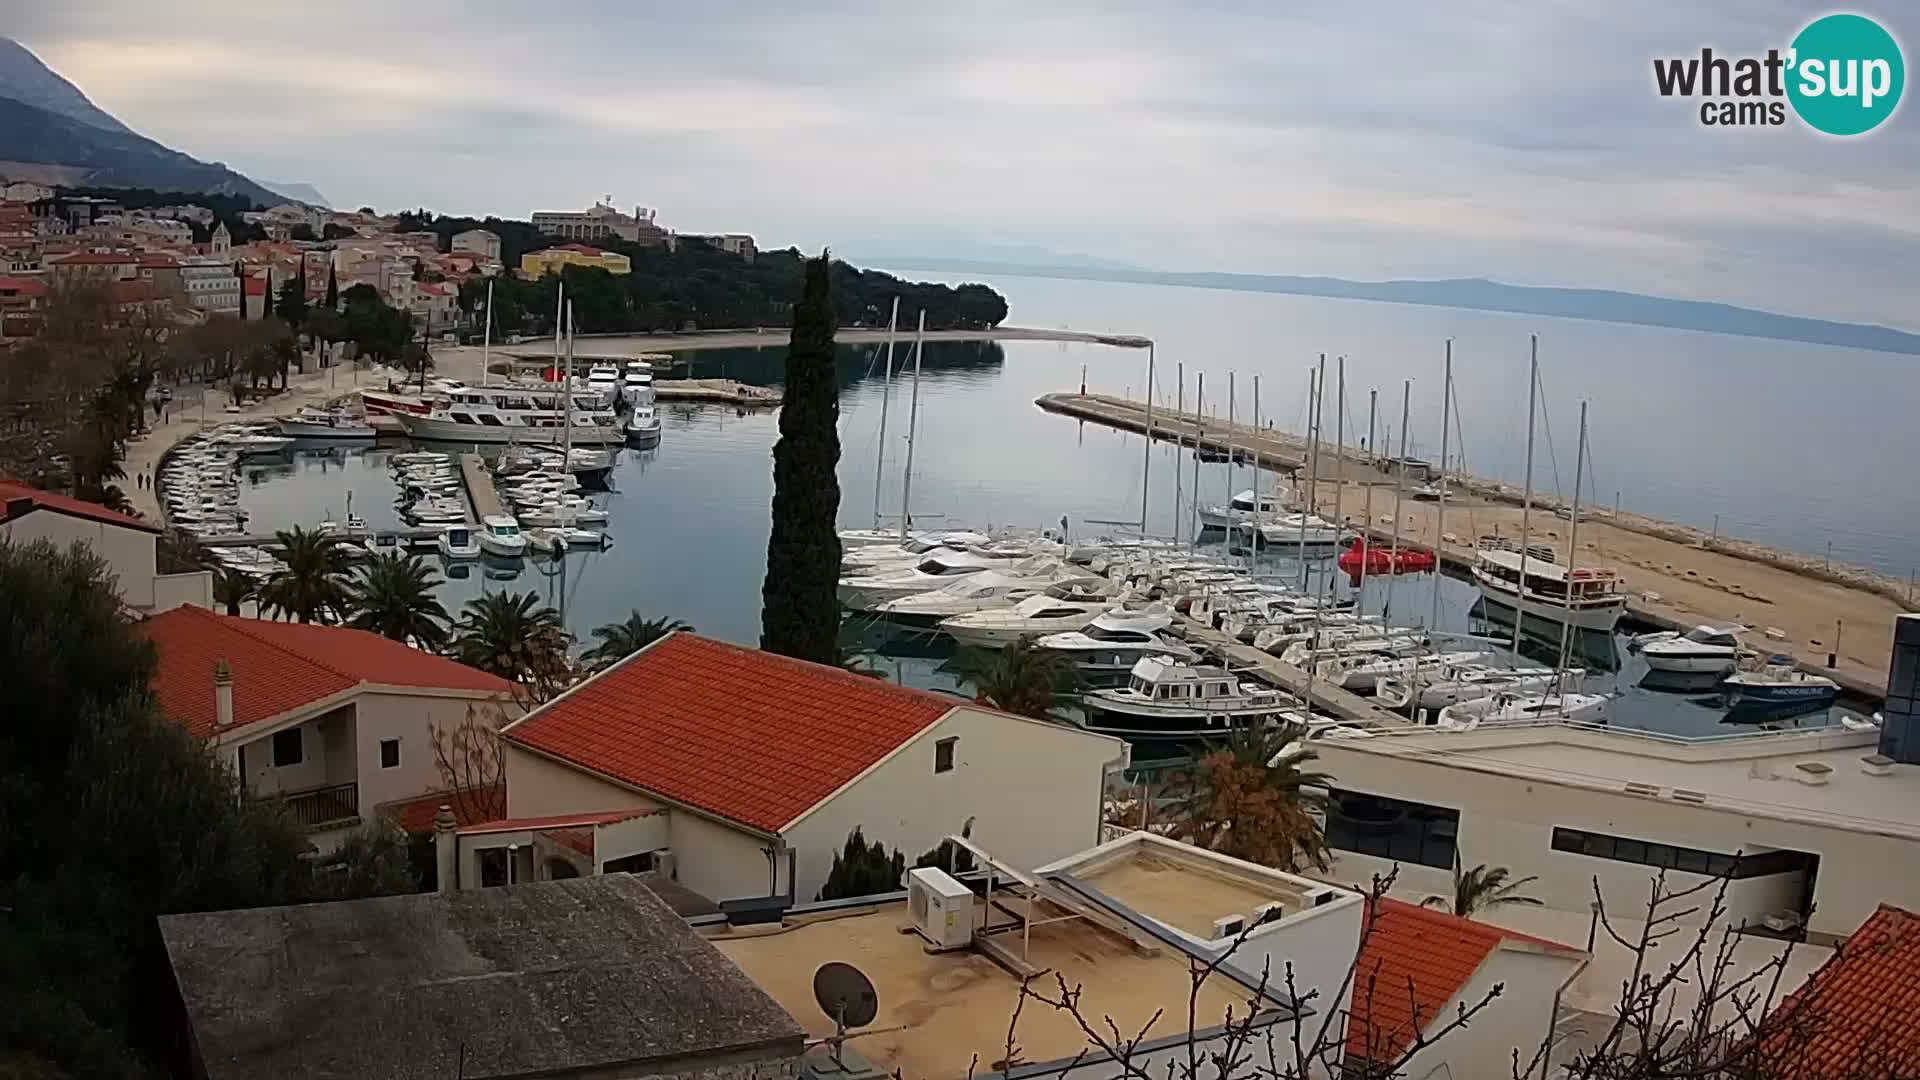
[874,260,1920,356]
[0,37,131,135]
[259,179,330,207]
[0,95,278,206]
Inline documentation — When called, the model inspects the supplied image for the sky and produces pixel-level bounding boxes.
[12,1,1919,327]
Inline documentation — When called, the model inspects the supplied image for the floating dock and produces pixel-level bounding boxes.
[655,379,782,407]
[458,453,500,521]
[1180,618,1411,727]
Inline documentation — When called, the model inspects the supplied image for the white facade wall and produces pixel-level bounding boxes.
[151,570,213,612]
[352,690,514,812]
[673,810,780,902]
[502,743,661,818]
[1391,948,1581,1080]
[1312,744,1920,939]
[238,706,353,797]
[451,230,501,259]
[1,509,162,610]
[780,707,1127,902]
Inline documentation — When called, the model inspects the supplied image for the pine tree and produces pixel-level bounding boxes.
[324,262,338,310]
[759,252,843,664]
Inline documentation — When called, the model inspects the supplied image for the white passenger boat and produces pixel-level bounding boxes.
[1632,624,1746,673]
[938,591,1125,650]
[277,407,377,439]
[477,514,528,557]
[1471,536,1626,633]
[436,525,481,560]
[1081,657,1305,747]
[392,384,621,445]
[1434,691,1610,728]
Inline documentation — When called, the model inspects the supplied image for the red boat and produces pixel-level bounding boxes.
[1339,537,1437,580]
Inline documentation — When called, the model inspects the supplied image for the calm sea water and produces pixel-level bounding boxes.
[224,275,1903,739]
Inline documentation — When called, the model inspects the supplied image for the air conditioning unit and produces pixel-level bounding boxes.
[906,867,976,951]
[650,849,675,879]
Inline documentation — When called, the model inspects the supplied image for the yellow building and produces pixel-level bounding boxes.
[520,244,632,277]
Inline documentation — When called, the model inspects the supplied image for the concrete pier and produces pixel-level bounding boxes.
[459,454,500,521]
[1180,618,1410,727]
[656,379,782,407]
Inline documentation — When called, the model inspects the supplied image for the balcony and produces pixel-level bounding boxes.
[264,782,361,832]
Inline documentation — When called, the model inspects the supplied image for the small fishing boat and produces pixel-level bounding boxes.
[624,404,662,444]
[1337,537,1436,578]
[477,514,528,558]
[1721,657,1838,709]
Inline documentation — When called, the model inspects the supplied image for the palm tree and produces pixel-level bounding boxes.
[211,567,258,617]
[1174,720,1335,872]
[582,611,691,669]
[257,526,351,623]
[346,552,449,649]
[451,590,571,699]
[1422,859,1544,918]
[970,639,1079,721]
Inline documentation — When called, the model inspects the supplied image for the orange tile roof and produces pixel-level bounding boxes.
[51,250,135,265]
[504,633,956,833]
[378,785,505,833]
[0,276,49,297]
[1761,904,1920,1078]
[1347,898,1580,1063]
[138,607,512,740]
[456,809,658,835]
[0,478,157,532]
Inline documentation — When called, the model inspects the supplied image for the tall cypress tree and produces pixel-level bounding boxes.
[323,262,338,310]
[234,261,246,320]
[760,253,842,664]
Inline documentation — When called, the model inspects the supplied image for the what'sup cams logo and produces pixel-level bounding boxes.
[1654,12,1904,134]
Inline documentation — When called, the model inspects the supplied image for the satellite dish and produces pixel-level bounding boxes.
[813,962,879,1029]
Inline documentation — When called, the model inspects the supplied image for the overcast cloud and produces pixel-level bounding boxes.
[13,1,1917,326]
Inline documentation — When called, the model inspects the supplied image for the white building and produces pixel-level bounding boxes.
[180,259,241,314]
[531,201,668,246]
[676,232,757,259]
[710,829,1585,1080]
[137,607,519,853]
[450,228,500,260]
[462,632,1132,904]
[1,480,209,613]
[1,181,53,202]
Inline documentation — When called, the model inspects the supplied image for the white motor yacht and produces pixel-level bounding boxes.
[477,514,528,558]
[586,363,622,407]
[277,407,376,439]
[837,552,1051,610]
[624,404,662,444]
[1241,514,1346,548]
[393,384,621,445]
[1197,489,1292,530]
[1376,663,1573,712]
[1081,656,1303,747]
[1435,691,1610,728]
[874,571,1099,624]
[437,525,481,560]
[622,367,656,406]
[1721,657,1839,709]
[1035,607,1197,678]
[1633,624,1746,673]
[938,590,1124,650]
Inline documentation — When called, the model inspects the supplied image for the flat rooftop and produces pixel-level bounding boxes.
[160,876,803,1080]
[1068,845,1314,939]
[709,899,1260,1080]
[1319,724,1918,840]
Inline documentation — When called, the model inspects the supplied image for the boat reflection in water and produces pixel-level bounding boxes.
[1636,668,1725,697]
[1468,601,1619,674]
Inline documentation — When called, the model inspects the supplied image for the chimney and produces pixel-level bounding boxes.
[434,804,458,893]
[213,660,234,730]
[1880,614,1920,764]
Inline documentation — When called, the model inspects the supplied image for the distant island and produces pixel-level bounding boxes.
[869,260,1920,357]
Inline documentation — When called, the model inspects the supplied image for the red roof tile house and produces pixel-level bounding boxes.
[472,632,1130,904]
[1756,903,1920,1078]
[1344,899,1586,1079]
[138,607,515,852]
[1,479,210,613]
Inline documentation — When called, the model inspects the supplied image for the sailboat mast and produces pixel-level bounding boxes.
[552,282,564,384]
[1356,388,1378,615]
[481,279,493,388]
[1297,357,1325,585]
[1514,336,1539,656]
[1251,374,1262,533]
[871,296,899,530]
[1385,381,1410,618]
[1190,373,1204,550]
[1555,401,1590,693]
[563,302,575,458]
[898,310,925,541]
[1224,372,1236,530]
[1173,363,1184,546]
[1140,342,1154,535]
[1430,340,1452,631]
[1331,356,1345,604]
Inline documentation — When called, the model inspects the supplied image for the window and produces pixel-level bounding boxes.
[1325,788,1459,869]
[379,738,400,769]
[1550,828,1812,879]
[272,728,303,767]
[602,851,656,874]
[935,737,957,774]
